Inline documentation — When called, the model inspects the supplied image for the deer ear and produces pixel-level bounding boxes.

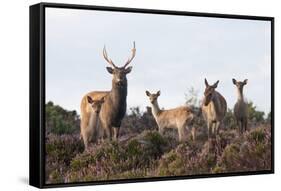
[87,96,94,104]
[145,90,151,96]
[204,78,209,87]
[213,80,219,88]
[232,78,237,85]
[106,67,114,74]
[157,90,161,96]
[124,66,132,74]
[243,79,248,84]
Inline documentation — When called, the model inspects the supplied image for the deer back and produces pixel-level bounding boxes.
[156,106,193,129]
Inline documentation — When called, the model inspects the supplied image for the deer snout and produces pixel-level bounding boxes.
[116,79,121,84]
[115,79,125,86]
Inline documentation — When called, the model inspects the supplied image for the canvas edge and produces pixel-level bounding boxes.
[29,2,275,189]
[29,3,45,188]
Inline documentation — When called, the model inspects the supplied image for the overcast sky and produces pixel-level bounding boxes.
[46,8,271,115]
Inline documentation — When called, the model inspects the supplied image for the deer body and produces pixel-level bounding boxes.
[99,82,128,139]
[146,91,195,141]
[80,96,104,150]
[202,79,227,139]
[80,42,136,141]
[233,79,248,134]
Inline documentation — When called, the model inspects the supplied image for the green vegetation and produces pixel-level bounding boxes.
[247,101,265,123]
[46,101,80,135]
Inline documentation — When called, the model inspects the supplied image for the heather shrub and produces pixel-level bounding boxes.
[217,126,271,172]
[44,102,272,184]
[156,141,204,176]
[156,125,271,177]
[157,150,185,176]
[65,131,174,182]
[45,134,84,183]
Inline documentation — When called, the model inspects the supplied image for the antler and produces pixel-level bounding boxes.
[103,46,117,68]
[123,41,136,68]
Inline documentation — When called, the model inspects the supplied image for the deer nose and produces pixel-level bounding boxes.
[116,79,122,85]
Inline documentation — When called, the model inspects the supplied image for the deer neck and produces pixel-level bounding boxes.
[211,92,222,113]
[89,112,99,128]
[236,88,244,101]
[151,100,161,117]
[111,82,128,105]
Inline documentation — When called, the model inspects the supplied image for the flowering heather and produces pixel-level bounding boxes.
[46,125,271,183]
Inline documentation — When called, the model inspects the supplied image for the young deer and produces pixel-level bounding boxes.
[80,96,105,150]
[232,79,248,134]
[201,79,227,139]
[80,42,136,141]
[145,90,195,141]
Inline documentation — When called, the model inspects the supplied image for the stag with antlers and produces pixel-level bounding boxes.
[80,42,136,143]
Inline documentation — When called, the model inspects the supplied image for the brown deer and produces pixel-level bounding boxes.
[80,96,105,150]
[145,90,195,141]
[201,79,227,139]
[232,79,248,134]
[80,42,136,141]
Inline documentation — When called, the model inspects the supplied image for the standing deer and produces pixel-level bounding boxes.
[80,42,136,141]
[201,79,227,139]
[80,96,105,150]
[232,79,248,134]
[145,90,195,141]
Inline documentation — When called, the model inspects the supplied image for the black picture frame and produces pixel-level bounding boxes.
[29,2,275,188]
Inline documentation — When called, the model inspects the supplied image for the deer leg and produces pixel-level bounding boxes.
[236,119,242,135]
[244,118,248,132]
[239,120,243,135]
[159,126,164,135]
[215,121,221,136]
[103,126,111,141]
[242,118,247,133]
[102,128,107,142]
[98,127,104,143]
[108,127,113,141]
[94,125,99,144]
[113,127,120,141]
[191,127,196,141]
[80,119,88,150]
[207,121,212,140]
[82,132,90,151]
[178,127,185,142]
[207,122,215,152]
[81,125,91,151]
[210,122,217,139]
[99,121,107,142]
[212,123,216,136]
[241,121,244,134]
